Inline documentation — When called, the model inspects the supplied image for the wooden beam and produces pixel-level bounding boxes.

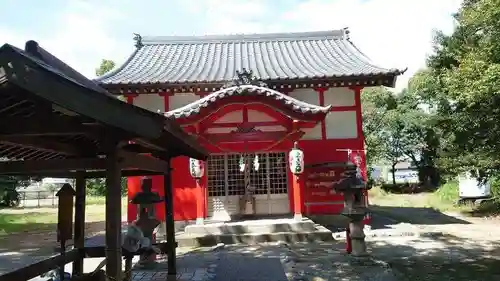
[0,169,163,178]
[72,171,86,277]
[205,121,283,129]
[0,249,79,281]
[0,158,108,174]
[105,144,123,281]
[0,158,106,174]
[0,116,100,137]
[163,159,177,278]
[0,136,81,156]
[119,151,170,172]
[203,130,288,143]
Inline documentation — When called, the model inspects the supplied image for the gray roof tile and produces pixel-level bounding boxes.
[165,84,332,119]
[96,29,403,85]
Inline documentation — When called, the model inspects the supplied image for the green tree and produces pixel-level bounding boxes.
[361,87,397,166]
[95,59,115,76]
[427,0,500,177]
[95,59,127,102]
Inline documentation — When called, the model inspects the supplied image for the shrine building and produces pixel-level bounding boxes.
[96,29,403,225]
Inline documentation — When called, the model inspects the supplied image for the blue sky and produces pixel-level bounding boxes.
[0,0,462,90]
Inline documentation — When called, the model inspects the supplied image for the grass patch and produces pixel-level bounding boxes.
[0,212,56,235]
[0,197,127,236]
[369,182,470,212]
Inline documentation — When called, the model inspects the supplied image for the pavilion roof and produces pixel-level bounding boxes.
[0,42,208,164]
[95,29,404,87]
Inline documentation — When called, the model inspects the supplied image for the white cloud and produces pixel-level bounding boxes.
[189,0,462,91]
[0,0,129,79]
[1,0,462,88]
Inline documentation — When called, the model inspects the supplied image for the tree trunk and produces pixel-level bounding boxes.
[391,163,397,185]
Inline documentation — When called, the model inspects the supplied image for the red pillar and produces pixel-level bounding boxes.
[127,177,141,223]
[195,179,205,224]
[292,174,303,220]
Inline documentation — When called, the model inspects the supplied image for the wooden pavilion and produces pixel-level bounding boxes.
[0,41,207,281]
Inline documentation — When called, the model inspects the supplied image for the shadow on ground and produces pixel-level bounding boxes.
[369,205,470,225]
[0,221,111,276]
[368,233,500,281]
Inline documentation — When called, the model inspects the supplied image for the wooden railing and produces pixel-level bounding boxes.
[0,242,175,281]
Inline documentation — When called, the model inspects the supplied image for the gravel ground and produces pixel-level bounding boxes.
[2,207,500,281]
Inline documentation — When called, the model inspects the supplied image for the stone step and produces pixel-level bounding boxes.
[183,218,317,236]
[174,225,334,248]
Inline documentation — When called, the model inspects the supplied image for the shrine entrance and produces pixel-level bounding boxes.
[207,152,289,220]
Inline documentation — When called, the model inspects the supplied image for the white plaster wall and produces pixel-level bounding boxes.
[288,89,319,105]
[168,93,199,110]
[323,87,355,107]
[325,111,358,139]
[214,110,243,123]
[134,94,164,113]
[302,123,322,140]
[248,109,276,122]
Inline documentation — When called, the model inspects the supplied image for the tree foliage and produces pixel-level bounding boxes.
[363,0,500,185]
[362,86,439,185]
[426,0,500,176]
[95,59,115,77]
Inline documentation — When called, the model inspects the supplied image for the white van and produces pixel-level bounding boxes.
[457,170,492,204]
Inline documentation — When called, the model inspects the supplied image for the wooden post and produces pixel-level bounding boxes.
[163,158,176,279]
[56,183,75,279]
[73,171,86,276]
[105,144,123,281]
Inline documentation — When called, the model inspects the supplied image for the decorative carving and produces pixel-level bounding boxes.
[223,68,268,88]
[133,33,143,48]
[233,124,260,134]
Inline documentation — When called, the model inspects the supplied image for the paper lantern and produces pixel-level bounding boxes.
[288,142,304,175]
[189,158,205,179]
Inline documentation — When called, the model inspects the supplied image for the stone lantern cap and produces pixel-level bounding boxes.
[131,177,163,204]
[333,161,366,192]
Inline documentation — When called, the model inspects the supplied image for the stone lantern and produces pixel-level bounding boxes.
[333,162,370,257]
[130,176,163,268]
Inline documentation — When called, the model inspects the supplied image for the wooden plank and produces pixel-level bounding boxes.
[2,52,163,139]
[105,144,123,281]
[0,158,108,174]
[0,169,163,178]
[0,136,80,155]
[0,116,99,137]
[72,171,86,276]
[120,151,170,172]
[0,249,79,281]
[163,160,177,277]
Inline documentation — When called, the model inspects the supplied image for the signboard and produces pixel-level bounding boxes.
[304,151,368,214]
[304,164,346,214]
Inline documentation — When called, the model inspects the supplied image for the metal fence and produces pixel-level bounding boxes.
[17,190,60,208]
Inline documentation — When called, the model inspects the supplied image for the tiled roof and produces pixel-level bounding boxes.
[96,29,403,85]
[164,84,332,119]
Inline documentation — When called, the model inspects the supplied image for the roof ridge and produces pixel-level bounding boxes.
[139,29,348,45]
